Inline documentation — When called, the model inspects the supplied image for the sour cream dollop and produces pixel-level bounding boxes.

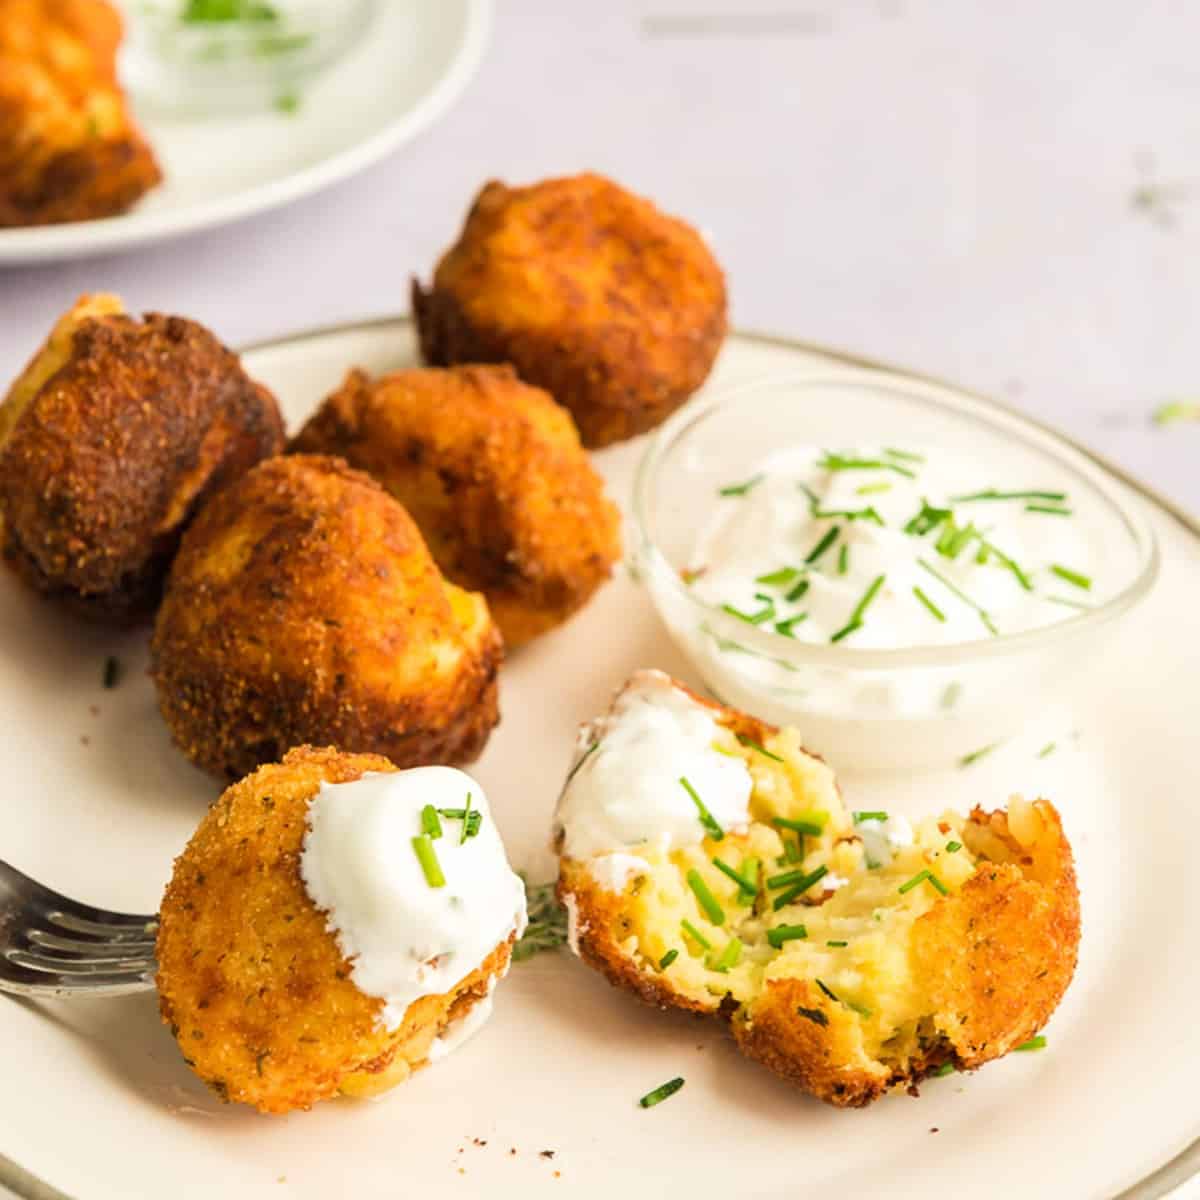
[555,670,752,866]
[300,767,526,1033]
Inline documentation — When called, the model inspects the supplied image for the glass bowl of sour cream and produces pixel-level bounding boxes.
[632,369,1159,771]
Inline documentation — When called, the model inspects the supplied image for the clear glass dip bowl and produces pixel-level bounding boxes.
[120,0,376,116]
[632,369,1159,772]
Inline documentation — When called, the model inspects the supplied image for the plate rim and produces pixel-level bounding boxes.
[0,0,492,265]
[2,317,1195,1200]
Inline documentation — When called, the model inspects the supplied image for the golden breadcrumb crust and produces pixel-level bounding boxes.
[0,294,284,623]
[413,172,727,448]
[156,746,515,1114]
[150,454,502,780]
[0,0,161,226]
[290,364,622,646]
[558,681,1080,1108]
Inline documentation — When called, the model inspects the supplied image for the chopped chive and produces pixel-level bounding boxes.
[411,835,445,888]
[774,614,808,637]
[951,489,1068,503]
[912,585,946,622]
[945,840,963,853]
[767,924,808,947]
[564,739,599,785]
[739,856,761,895]
[918,558,998,636]
[712,857,758,895]
[274,90,300,114]
[1026,504,1073,516]
[658,949,679,970]
[718,474,764,497]
[780,834,803,864]
[837,543,850,575]
[460,791,473,844]
[771,866,830,909]
[1037,741,1057,758]
[722,601,774,625]
[680,776,724,841]
[826,939,848,947]
[804,525,840,565]
[853,810,889,823]
[855,481,893,495]
[817,452,916,479]
[959,742,998,767]
[845,999,873,1018]
[774,813,827,837]
[816,978,839,1002]
[755,566,800,586]
[710,937,743,972]
[735,733,783,762]
[831,572,886,643]
[639,1076,685,1108]
[883,447,925,463]
[686,869,726,926]
[1015,1035,1047,1051]
[420,804,443,839]
[1050,564,1092,591]
[897,869,948,896]
[904,500,952,536]
[979,538,1033,591]
[102,656,122,689]
[796,1005,828,1026]
[680,919,712,951]
[785,577,810,603]
[1153,400,1200,426]
[768,863,829,890]
[941,681,963,709]
[933,1061,957,1077]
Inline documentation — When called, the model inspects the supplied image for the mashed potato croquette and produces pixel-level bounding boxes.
[289,364,622,646]
[0,0,161,226]
[156,746,518,1114]
[413,173,727,448]
[0,293,284,623]
[151,455,502,780]
[556,673,1080,1107]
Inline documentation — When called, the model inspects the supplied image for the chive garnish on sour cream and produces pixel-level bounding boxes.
[411,835,445,888]
[735,733,783,762]
[680,776,724,841]
[1050,564,1092,591]
[718,474,764,497]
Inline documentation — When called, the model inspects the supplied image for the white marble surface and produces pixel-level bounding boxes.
[1,3,1197,1197]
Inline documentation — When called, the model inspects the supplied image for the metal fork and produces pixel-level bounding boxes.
[0,860,157,998]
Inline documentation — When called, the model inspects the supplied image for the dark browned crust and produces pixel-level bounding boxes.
[0,308,284,624]
[156,746,516,1114]
[150,454,502,780]
[0,0,161,227]
[412,173,727,448]
[289,364,622,646]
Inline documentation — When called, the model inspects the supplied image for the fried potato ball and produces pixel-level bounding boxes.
[0,0,161,226]
[555,672,1080,1108]
[156,746,519,1114]
[289,364,622,647]
[0,294,285,624]
[412,172,727,448]
[151,454,502,780]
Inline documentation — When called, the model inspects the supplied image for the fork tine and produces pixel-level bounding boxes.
[0,860,156,931]
[6,949,156,977]
[0,957,155,997]
[45,910,158,940]
[23,929,158,959]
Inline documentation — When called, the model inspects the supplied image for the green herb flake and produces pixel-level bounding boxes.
[102,655,122,689]
[853,810,889,823]
[681,776,724,841]
[712,857,758,896]
[912,585,946,622]
[855,481,893,495]
[1026,503,1072,516]
[918,558,998,636]
[1037,741,1057,759]
[804,525,840,565]
[796,1005,828,1026]
[830,572,886,643]
[774,614,808,637]
[826,939,848,947]
[638,1077,685,1108]
[411,835,445,888]
[816,978,839,1002]
[686,869,726,926]
[1050,564,1092,591]
[785,577,810,603]
[1153,400,1200,426]
[1015,1035,1047,1051]
[959,743,998,767]
[420,804,443,839]
[767,924,808,947]
[951,489,1068,503]
[512,876,568,961]
[680,919,712,951]
[945,840,963,853]
[658,949,679,970]
[718,474,764,497]
[771,865,830,909]
[709,937,743,973]
[817,451,916,479]
[755,566,800,587]
[722,600,774,626]
[735,733,783,762]
[459,791,474,844]
[933,1061,957,1077]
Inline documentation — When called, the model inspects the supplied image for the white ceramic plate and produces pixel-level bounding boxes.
[1,323,1197,1200]
[0,3,490,265]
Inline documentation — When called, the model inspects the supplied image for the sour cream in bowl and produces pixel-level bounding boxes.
[632,370,1158,771]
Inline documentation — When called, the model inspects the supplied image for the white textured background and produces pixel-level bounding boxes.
[0,3,1196,1198]
[1,0,1197,514]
